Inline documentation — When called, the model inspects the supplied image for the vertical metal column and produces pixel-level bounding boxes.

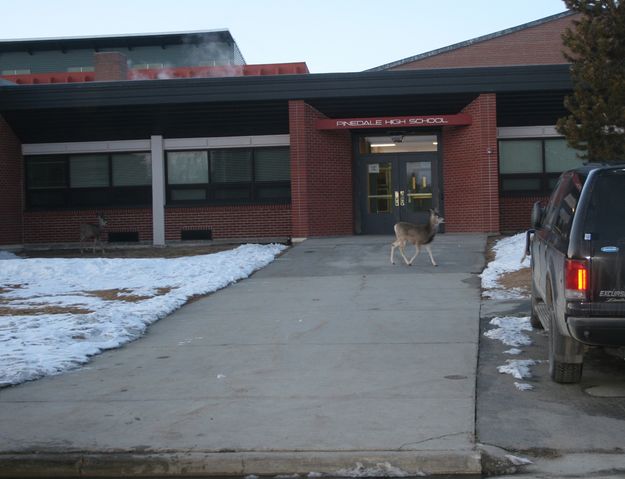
[151,135,165,246]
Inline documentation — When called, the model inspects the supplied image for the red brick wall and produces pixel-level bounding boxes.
[392,13,578,70]
[22,204,292,245]
[442,94,499,233]
[94,52,129,81]
[500,195,550,233]
[165,204,291,240]
[289,100,353,237]
[0,116,23,246]
[23,209,152,245]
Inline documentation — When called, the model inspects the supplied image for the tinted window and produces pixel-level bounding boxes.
[585,170,625,241]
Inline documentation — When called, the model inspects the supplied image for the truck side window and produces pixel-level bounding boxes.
[543,175,571,230]
[553,191,579,240]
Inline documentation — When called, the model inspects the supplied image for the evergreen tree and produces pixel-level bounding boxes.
[556,0,625,162]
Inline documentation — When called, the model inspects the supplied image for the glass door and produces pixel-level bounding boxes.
[400,153,437,226]
[358,152,440,234]
[360,159,397,234]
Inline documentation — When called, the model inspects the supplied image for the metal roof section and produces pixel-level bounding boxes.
[0,64,572,110]
[366,10,576,72]
[0,29,238,53]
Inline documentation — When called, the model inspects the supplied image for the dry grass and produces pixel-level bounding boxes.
[0,305,93,316]
[499,267,531,293]
[17,244,238,259]
[85,287,173,302]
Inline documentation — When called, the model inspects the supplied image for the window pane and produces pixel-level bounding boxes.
[70,154,109,187]
[501,178,541,191]
[26,157,66,189]
[360,135,438,154]
[29,190,66,207]
[545,139,584,173]
[167,151,208,184]
[213,186,251,200]
[113,153,152,186]
[256,185,291,199]
[211,149,252,183]
[171,189,206,201]
[499,140,542,174]
[255,148,290,181]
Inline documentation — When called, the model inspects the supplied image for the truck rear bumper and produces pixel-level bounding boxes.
[568,316,625,346]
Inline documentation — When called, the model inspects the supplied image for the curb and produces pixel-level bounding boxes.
[0,450,482,477]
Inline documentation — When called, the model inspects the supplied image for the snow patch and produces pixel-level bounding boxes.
[505,454,533,466]
[497,359,538,380]
[0,244,285,387]
[484,316,532,347]
[0,250,19,260]
[514,382,534,391]
[334,462,415,477]
[481,233,529,299]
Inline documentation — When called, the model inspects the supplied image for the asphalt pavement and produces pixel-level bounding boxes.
[478,297,625,478]
[0,234,488,477]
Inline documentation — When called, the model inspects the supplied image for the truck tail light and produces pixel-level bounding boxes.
[565,259,589,300]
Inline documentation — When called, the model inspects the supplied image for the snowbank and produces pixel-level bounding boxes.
[481,233,530,299]
[0,244,285,387]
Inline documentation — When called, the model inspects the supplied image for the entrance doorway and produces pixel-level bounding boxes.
[356,134,442,234]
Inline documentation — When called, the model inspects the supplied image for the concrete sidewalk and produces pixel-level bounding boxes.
[0,234,487,477]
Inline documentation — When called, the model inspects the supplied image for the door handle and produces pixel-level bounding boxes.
[400,190,405,206]
[394,191,399,207]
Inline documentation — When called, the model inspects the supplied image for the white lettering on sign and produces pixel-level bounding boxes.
[334,117,450,127]
[336,119,384,127]
[408,117,449,125]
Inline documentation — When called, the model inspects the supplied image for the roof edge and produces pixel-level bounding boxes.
[366,10,575,72]
[0,28,232,45]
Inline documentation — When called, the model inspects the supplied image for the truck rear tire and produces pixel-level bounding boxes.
[548,301,583,384]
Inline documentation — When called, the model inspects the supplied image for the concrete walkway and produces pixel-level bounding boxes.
[0,234,487,477]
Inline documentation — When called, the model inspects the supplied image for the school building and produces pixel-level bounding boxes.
[0,11,582,248]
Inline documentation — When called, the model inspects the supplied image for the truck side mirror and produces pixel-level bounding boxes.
[531,201,544,228]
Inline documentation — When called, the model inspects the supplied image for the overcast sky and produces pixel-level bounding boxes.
[3,0,569,73]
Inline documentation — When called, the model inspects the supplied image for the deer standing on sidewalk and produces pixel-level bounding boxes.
[80,213,107,254]
[390,209,444,266]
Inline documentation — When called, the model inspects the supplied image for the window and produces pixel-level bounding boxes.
[499,138,584,195]
[166,147,290,205]
[1,69,31,75]
[133,63,165,69]
[25,152,151,209]
[67,66,95,73]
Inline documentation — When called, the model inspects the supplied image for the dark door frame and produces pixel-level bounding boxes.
[352,131,444,235]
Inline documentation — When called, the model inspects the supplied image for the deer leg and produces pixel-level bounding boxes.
[425,244,437,266]
[398,243,412,265]
[407,244,421,265]
[390,241,398,264]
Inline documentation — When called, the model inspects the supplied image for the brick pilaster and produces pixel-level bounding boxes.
[442,93,500,233]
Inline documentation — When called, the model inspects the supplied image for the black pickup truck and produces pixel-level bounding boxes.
[529,164,625,383]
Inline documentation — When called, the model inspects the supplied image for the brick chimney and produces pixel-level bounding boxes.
[94,52,129,81]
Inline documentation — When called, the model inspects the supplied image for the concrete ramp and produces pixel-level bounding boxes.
[0,234,487,477]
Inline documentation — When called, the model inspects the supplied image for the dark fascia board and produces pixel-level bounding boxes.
[0,64,572,111]
[0,30,234,53]
[367,11,576,71]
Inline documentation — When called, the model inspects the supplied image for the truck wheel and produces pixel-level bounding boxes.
[530,278,543,329]
[548,299,583,384]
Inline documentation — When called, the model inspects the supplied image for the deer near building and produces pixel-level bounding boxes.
[80,213,107,254]
[390,209,444,266]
